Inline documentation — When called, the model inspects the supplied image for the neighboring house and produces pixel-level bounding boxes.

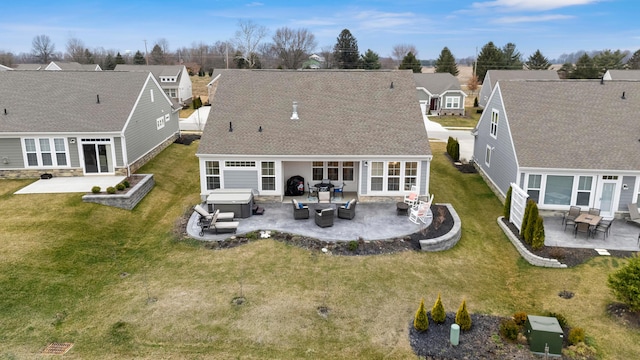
[114,64,193,106]
[413,73,466,116]
[603,69,640,80]
[478,70,559,108]
[472,80,640,218]
[0,71,180,178]
[45,61,102,71]
[197,69,432,201]
[13,63,43,70]
[0,64,13,71]
[302,54,325,69]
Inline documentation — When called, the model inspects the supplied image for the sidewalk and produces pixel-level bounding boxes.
[179,106,210,131]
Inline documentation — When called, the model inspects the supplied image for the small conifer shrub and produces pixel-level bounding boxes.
[116,183,125,191]
[503,186,512,221]
[513,311,527,326]
[455,299,472,331]
[499,318,519,341]
[414,298,429,331]
[106,186,116,194]
[568,327,585,345]
[431,293,446,324]
[123,180,130,188]
[473,97,479,107]
[91,186,101,194]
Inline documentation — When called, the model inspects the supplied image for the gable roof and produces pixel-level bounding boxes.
[604,69,640,80]
[499,80,640,170]
[114,64,184,85]
[485,70,559,87]
[0,71,156,133]
[198,69,430,157]
[13,63,43,70]
[0,64,13,71]
[45,61,102,71]
[413,73,462,94]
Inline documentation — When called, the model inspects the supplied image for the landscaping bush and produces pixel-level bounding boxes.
[524,201,539,245]
[431,293,446,324]
[546,311,569,328]
[568,327,585,345]
[208,68,214,77]
[503,186,512,221]
[116,183,125,191]
[123,180,130,188]
[513,311,527,326]
[473,97,479,107]
[499,318,519,341]
[347,240,358,252]
[521,200,533,243]
[455,299,472,331]
[106,186,116,194]
[91,186,101,194]
[531,215,545,250]
[414,298,429,331]
[607,254,640,311]
[446,136,460,162]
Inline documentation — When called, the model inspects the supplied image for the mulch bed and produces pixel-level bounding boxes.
[86,174,144,195]
[444,152,477,173]
[174,134,201,145]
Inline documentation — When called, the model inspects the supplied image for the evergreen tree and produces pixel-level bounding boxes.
[502,42,523,70]
[333,29,359,69]
[525,49,551,70]
[503,186,512,221]
[360,49,381,70]
[531,215,545,250]
[115,52,126,64]
[133,50,146,65]
[475,41,503,82]
[593,49,626,75]
[557,62,574,79]
[434,47,459,76]
[524,200,539,245]
[431,293,446,324]
[455,299,472,331]
[150,44,165,65]
[84,48,94,64]
[608,255,640,311]
[521,199,533,241]
[399,51,422,73]
[572,53,600,79]
[627,49,640,69]
[103,54,116,70]
[413,298,429,331]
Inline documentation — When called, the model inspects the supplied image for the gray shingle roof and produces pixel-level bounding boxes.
[605,70,640,80]
[13,63,43,70]
[413,73,462,94]
[114,64,183,85]
[198,70,431,157]
[500,80,640,170]
[0,71,152,133]
[486,70,559,87]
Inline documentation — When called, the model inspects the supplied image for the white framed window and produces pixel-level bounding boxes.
[490,109,499,138]
[370,162,384,191]
[312,161,324,181]
[156,116,165,129]
[527,174,542,203]
[164,89,177,98]
[23,138,69,167]
[205,161,220,190]
[444,96,460,109]
[369,161,419,193]
[164,114,170,122]
[261,161,275,191]
[544,175,573,205]
[485,145,492,166]
[387,162,401,191]
[327,161,339,181]
[342,162,354,181]
[224,161,255,167]
[404,161,418,191]
[576,176,593,206]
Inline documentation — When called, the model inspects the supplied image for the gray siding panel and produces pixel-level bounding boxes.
[360,165,368,195]
[123,79,179,165]
[224,170,259,189]
[114,137,124,167]
[68,138,80,167]
[420,160,429,195]
[416,90,429,101]
[619,176,636,211]
[0,138,25,168]
[473,89,519,196]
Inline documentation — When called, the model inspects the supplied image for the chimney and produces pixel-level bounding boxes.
[290,101,299,120]
[96,94,100,104]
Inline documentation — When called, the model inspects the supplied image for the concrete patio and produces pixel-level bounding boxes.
[543,214,640,252]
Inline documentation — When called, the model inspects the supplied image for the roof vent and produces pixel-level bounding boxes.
[229,121,233,132]
[600,77,604,85]
[291,101,299,120]
[622,91,626,99]
[96,94,100,104]
[258,126,263,132]
[390,81,394,89]
[3,108,6,115]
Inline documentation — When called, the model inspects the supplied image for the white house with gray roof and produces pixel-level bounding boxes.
[603,69,640,80]
[0,71,180,178]
[197,69,432,201]
[45,61,102,71]
[414,73,466,116]
[473,79,640,218]
[115,64,192,106]
[478,70,559,108]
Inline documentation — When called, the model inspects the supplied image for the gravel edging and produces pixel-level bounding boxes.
[498,216,567,268]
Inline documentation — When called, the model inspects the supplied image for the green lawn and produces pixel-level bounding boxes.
[0,141,637,359]
[431,107,482,128]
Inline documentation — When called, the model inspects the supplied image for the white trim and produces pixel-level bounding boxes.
[485,145,492,167]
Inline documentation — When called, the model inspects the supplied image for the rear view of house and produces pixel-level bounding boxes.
[414,73,466,116]
[0,71,180,178]
[115,64,193,106]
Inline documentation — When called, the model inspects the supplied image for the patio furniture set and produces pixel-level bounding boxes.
[307,180,344,202]
[292,198,357,228]
[194,204,239,236]
[403,185,434,225]
[562,206,613,239]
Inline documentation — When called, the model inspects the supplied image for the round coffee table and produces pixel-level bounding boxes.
[396,202,409,216]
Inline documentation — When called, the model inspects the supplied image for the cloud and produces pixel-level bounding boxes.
[493,14,574,23]
[245,2,263,7]
[472,0,601,11]
[352,10,418,30]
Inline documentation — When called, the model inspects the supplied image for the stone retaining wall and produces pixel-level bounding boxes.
[497,216,567,268]
[417,203,462,252]
[82,174,154,210]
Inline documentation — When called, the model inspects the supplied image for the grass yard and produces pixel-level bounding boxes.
[431,107,482,128]
[0,142,638,359]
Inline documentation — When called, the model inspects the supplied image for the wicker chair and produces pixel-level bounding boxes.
[338,199,357,220]
[314,208,334,227]
[292,199,309,220]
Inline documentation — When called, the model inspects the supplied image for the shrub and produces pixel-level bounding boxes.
[414,298,429,331]
[525,202,539,245]
[123,180,130,188]
[446,136,460,162]
[568,327,585,345]
[431,293,446,324]
[546,311,569,328]
[208,68,214,77]
[473,97,479,107]
[548,247,566,260]
[245,231,259,240]
[91,186,101,193]
[500,318,519,341]
[106,186,116,194]
[446,136,454,157]
[521,199,533,242]
[531,215,545,250]
[455,299,472,331]
[608,255,640,311]
[503,186,512,221]
[116,183,125,191]
[513,311,527,326]
[347,240,358,252]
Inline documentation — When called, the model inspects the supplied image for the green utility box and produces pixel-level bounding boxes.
[525,315,563,357]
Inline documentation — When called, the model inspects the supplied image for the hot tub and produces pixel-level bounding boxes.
[206,192,254,218]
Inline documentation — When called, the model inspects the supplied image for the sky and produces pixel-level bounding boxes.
[1,0,638,61]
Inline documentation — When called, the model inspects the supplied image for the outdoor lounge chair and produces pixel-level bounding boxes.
[197,209,239,236]
[292,199,309,219]
[626,203,640,226]
[409,195,434,225]
[593,218,614,239]
[315,208,334,227]
[318,191,331,204]
[404,185,419,208]
[194,204,234,222]
[338,199,357,220]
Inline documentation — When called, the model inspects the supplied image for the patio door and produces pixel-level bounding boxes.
[82,143,112,174]
[596,178,618,218]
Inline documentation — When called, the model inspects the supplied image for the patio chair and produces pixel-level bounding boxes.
[318,191,331,204]
[314,208,334,227]
[404,185,419,208]
[194,204,234,222]
[332,182,344,200]
[593,218,614,239]
[574,221,592,239]
[409,199,432,225]
[626,203,640,226]
[307,182,317,201]
[198,209,239,236]
[338,199,357,220]
[292,199,309,220]
[588,208,601,216]
[562,206,581,226]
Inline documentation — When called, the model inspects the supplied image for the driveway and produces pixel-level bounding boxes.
[421,103,475,162]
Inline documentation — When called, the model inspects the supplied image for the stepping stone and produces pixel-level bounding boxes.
[595,248,611,256]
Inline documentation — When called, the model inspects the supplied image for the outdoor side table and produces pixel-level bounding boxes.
[396,202,409,216]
